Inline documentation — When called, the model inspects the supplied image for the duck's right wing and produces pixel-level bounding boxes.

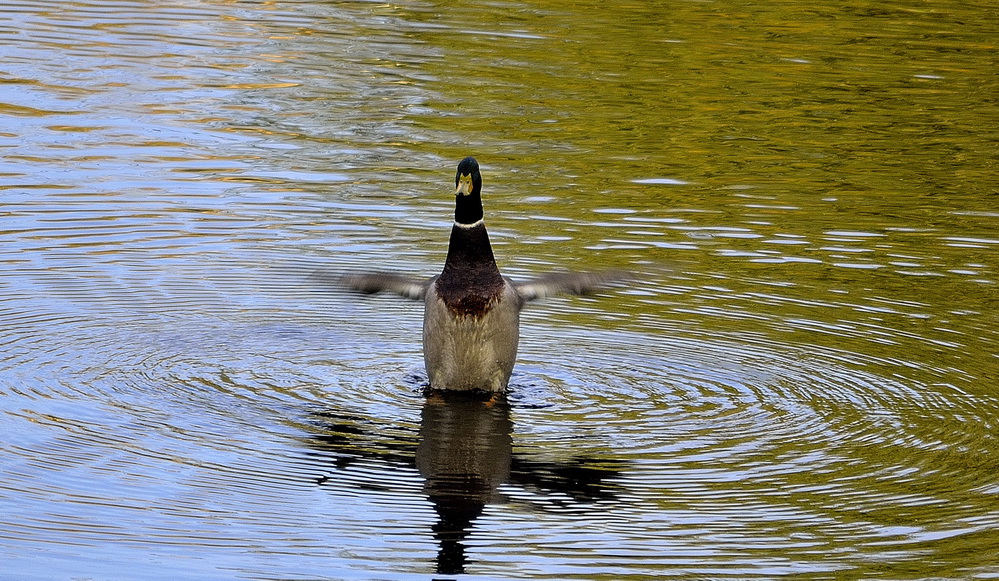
[340,272,429,300]
[514,270,631,302]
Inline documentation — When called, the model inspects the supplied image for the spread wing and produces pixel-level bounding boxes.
[340,272,430,300]
[514,270,631,302]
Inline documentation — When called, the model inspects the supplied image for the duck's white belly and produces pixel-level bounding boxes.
[422,281,520,392]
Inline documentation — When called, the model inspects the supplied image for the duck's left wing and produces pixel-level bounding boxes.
[341,272,429,300]
[514,270,631,302]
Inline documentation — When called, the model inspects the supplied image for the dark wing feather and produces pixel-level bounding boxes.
[514,270,631,302]
[340,272,429,300]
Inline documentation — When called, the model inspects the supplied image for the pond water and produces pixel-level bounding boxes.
[2,0,998,579]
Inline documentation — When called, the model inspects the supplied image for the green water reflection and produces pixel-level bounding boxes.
[401,0,998,385]
[405,2,999,578]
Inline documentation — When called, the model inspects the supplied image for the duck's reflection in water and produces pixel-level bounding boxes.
[417,395,512,573]
[307,394,625,575]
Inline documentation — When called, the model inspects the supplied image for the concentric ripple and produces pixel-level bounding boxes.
[470,322,999,577]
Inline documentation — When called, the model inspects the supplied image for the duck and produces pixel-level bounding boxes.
[342,157,626,394]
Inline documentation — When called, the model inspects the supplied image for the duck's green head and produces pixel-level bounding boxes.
[453,157,483,225]
[455,156,481,198]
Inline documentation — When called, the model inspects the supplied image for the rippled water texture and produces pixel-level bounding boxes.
[2,1,999,579]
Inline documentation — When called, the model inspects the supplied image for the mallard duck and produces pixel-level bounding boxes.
[343,157,625,393]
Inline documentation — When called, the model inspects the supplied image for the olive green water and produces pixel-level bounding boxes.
[2,1,998,579]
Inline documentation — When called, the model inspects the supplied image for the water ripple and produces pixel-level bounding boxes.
[3,0,998,578]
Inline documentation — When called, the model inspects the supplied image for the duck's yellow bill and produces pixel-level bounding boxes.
[456,173,473,196]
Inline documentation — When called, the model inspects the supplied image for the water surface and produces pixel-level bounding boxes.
[2,0,998,579]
